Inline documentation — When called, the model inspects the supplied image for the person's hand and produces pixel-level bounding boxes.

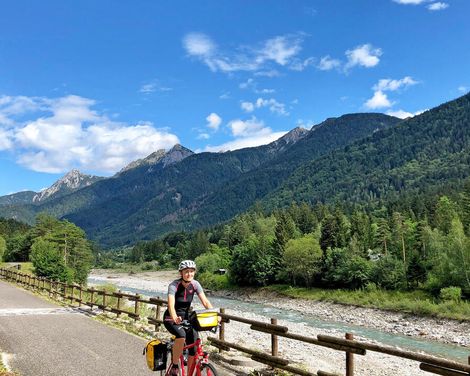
[174,316,182,324]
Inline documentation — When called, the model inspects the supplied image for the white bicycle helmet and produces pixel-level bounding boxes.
[178,259,196,271]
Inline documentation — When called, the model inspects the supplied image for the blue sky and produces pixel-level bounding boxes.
[1,0,469,196]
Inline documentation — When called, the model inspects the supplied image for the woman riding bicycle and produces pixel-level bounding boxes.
[163,260,216,376]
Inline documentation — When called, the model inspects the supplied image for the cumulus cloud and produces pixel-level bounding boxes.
[203,116,287,152]
[428,2,449,10]
[241,98,288,116]
[374,76,418,91]
[241,102,255,113]
[183,33,216,57]
[317,56,341,71]
[365,76,419,110]
[183,33,306,73]
[365,91,393,109]
[345,44,382,70]
[386,109,426,119]
[206,112,222,131]
[0,94,179,173]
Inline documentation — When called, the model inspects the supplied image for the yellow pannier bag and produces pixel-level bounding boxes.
[143,339,167,371]
[190,309,218,331]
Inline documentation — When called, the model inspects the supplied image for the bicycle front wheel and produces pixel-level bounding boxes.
[200,363,218,376]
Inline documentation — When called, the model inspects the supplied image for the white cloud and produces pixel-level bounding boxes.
[254,70,280,77]
[183,33,216,57]
[182,33,305,73]
[374,76,418,91]
[239,79,255,90]
[206,112,222,131]
[289,57,316,71]
[458,86,469,93]
[241,98,288,116]
[203,116,287,152]
[345,44,382,70]
[393,0,427,4]
[428,2,449,10]
[317,56,341,71]
[386,109,426,119]
[197,133,210,140]
[219,92,231,99]
[140,83,157,93]
[258,36,303,66]
[139,83,172,94]
[229,117,267,137]
[1,94,179,173]
[365,91,393,109]
[241,102,255,113]
[203,131,287,152]
[0,128,13,150]
[365,76,419,110]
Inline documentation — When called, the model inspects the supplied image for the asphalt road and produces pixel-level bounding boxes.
[0,279,154,376]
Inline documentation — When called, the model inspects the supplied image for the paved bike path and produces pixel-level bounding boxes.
[0,279,153,376]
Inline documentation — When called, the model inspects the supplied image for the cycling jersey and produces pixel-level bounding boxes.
[163,278,204,355]
[164,279,203,321]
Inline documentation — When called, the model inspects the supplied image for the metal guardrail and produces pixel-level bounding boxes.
[1,267,469,375]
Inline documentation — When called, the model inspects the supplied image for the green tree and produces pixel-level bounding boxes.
[30,238,69,281]
[282,233,322,287]
[230,235,274,286]
[434,196,458,235]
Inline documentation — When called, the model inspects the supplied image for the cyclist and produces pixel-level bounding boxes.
[163,260,216,375]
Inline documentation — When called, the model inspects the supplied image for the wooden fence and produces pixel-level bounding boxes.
[1,267,469,376]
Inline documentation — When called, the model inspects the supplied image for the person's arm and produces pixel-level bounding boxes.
[168,291,182,324]
[197,290,213,309]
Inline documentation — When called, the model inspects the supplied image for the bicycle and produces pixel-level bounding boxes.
[160,320,219,376]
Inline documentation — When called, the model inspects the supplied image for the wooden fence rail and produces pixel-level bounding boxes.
[1,267,469,376]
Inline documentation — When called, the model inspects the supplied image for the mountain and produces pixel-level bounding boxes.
[0,112,403,247]
[156,113,402,232]
[264,93,470,211]
[32,169,103,203]
[117,144,194,175]
[0,191,36,206]
[0,170,102,208]
[61,114,399,246]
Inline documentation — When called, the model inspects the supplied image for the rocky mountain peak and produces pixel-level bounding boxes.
[33,169,102,203]
[161,144,194,167]
[270,127,309,151]
[118,144,194,175]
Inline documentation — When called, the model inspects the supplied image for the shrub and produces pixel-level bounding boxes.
[440,286,462,302]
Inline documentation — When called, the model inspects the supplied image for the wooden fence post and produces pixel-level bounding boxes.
[134,294,140,321]
[155,303,161,331]
[219,308,225,353]
[90,288,95,310]
[271,318,279,357]
[346,333,354,376]
[116,290,122,318]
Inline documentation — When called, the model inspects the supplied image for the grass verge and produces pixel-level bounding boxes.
[266,285,470,321]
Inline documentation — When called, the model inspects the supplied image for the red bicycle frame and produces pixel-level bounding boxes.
[166,338,213,376]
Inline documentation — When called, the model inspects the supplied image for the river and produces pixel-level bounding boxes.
[87,276,469,363]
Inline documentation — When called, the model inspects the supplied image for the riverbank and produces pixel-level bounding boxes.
[89,269,469,375]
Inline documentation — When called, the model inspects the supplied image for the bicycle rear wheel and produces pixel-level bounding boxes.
[200,363,218,376]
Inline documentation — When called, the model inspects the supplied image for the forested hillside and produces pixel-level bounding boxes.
[164,113,401,234]
[266,93,470,211]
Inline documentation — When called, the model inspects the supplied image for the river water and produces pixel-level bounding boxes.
[87,277,469,363]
